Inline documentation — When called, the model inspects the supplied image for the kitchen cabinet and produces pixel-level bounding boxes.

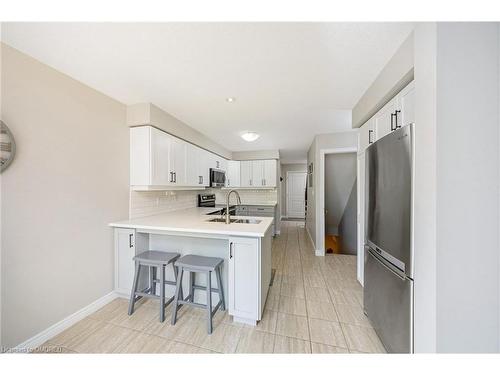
[374,96,398,141]
[186,144,209,187]
[114,228,136,295]
[228,233,271,322]
[398,81,415,127]
[251,160,265,187]
[240,161,253,187]
[238,159,277,188]
[168,136,187,185]
[130,125,226,189]
[226,160,241,187]
[263,160,277,187]
[358,118,375,155]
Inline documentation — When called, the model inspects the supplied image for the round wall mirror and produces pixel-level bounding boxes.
[1,120,16,173]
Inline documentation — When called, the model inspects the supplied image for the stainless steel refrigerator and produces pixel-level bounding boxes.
[364,123,414,353]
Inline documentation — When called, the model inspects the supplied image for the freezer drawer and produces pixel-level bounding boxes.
[364,247,413,353]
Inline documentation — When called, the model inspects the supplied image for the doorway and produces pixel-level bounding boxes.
[323,152,357,255]
[286,171,307,218]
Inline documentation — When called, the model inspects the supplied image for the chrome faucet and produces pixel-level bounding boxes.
[225,190,241,224]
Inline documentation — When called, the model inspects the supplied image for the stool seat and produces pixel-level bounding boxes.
[175,254,223,271]
[133,250,179,265]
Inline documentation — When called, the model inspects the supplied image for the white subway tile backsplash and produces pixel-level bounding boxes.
[129,188,278,219]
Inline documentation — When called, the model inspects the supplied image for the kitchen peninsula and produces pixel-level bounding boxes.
[109,207,273,325]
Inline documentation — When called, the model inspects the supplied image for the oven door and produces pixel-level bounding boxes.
[210,169,226,187]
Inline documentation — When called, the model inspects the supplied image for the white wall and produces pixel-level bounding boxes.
[306,131,358,251]
[324,153,357,235]
[0,43,129,348]
[413,22,500,353]
[434,22,499,353]
[280,163,307,217]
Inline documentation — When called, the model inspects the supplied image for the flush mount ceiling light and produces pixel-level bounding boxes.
[241,132,260,142]
[226,97,236,103]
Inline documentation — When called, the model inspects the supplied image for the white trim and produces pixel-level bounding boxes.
[318,147,358,257]
[315,249,325,257]
[286,170,307,218]
[11,291,118,352]
[305,224,316,253]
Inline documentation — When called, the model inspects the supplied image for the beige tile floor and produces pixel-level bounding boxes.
[38,220,385,354]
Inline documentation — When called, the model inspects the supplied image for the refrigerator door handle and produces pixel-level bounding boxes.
[368,247,406,281]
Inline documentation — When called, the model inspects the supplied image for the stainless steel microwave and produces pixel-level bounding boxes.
[210,168,226,187]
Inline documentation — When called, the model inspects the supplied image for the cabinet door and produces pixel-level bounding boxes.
[357,154,366,286]
[358,118,375,155]
[198,148,210,186]
[226,160,241,187]
[240,161,253,187]
[398,81,415,128]
[185,143,199,186]
[251,160,264,187]
[228,237,259,320]
[263,160,277,187]
[115,228,136,295]
[151,127,171,185]
[219,158,228,172]
[374,97,398,141]
[169,136,187,185]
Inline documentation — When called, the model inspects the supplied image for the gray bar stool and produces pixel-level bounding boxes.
[128,250,181,322]
[171,255,225,334]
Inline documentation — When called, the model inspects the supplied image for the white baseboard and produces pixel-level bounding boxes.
[275,230,281,235]
[11,291,118,352]
[315,249,325,257]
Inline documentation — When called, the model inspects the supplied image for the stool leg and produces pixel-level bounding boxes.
[216,266,225,311]
[189,271,195,302]
[173,264,183,301]
[152,266,157,296]
[171,267,184,325]
[159,265,166,322]
[128,261,141,316]
[149,266,155,296]
[206,271,213,334]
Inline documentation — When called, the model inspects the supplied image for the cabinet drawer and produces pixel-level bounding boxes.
[248,206,274,214]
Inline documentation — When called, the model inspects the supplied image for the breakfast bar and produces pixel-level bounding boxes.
[109,207,273,326]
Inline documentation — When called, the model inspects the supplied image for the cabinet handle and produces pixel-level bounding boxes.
[169,172,173,183]
[227,179,230,186]
[173,172,177,183]
[368,130,374,144]
[390,112,396,131]
[395,110,401,128]
[229,242,233,259]
[129,233,133,248]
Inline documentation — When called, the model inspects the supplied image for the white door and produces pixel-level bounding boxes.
[286,171,307,218]
[151,127,171,185]
[263,160,277,187]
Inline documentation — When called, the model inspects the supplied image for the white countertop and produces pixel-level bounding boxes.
[109,207,274,237]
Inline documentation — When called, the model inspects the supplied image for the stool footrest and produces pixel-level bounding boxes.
[177,299,223,318]
[152,279,177,286]
[192,284,222,294]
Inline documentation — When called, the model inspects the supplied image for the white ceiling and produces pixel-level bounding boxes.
[2,22,414,163]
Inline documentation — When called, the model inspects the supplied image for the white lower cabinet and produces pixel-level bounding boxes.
[114,228,136,295]
[228,237,259,321]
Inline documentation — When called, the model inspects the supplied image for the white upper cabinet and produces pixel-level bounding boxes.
[374,96,398,141]
[130,125,226,189]
[240,161,253,187]
[169,136,187,185]
[358,81,415,153]
[251,160,265,187]
[398,81,415,128]
[358,118,375,155]
[226,160,241,187]
[237,160,277,188]
[263,160,277,187]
